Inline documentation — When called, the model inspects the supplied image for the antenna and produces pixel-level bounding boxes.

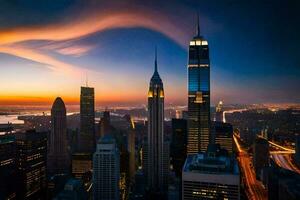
[154,46,158,72]
[85,72,88,87]
[196,13,200,36]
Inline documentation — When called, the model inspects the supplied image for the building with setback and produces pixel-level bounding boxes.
[146,50,169,196]
[182,144,240,200]
[93,135,120,200]
[187,19,211,154]
[79,86,95,153]
[48,97,70,176]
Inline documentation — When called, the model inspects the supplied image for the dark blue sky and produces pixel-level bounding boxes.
[0,0,299,105]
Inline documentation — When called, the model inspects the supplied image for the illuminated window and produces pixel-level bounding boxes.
[196,40,201,46]
[202,40,208,45]
[190,41,196,46]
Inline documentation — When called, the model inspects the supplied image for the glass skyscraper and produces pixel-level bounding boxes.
[187,20,211,154]
[79,86,95,153]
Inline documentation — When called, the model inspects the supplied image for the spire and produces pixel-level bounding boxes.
[196,13,200,37]
[85,72,88,87]
[154,46,158,72]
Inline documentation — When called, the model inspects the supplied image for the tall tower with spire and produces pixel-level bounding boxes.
[187,16,211,154]
[146,48,168,196]
[48,97,70,175]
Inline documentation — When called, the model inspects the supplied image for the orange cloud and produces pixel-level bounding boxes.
[0,10,188,47]
[0,45,84,75]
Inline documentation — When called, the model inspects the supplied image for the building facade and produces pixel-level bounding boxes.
[93,135,120,200]
[79,86,95,153]
[48,97,70,175]
[0,134,17,199]
[15,130,47,199]
[182,145,240,200]
[213,121,233,154]
[146,50,168,195]
[187,20,211,154]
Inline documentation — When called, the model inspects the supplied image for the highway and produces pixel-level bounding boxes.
[271,154,300,174]
[233,135,267,200]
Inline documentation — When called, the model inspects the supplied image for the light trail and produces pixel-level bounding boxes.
[223,109,247,123]
[233,135,267,200]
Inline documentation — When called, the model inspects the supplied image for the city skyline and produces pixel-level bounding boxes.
[1,0,299,106]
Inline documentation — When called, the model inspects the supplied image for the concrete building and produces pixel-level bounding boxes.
[93,135,120,200]
[253,137,269,179]
[182,145,240,200]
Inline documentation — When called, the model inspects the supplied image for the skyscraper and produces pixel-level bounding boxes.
[146,49,168,196]
[0,135,17,199]
[215,100,224,122]
[187,18,211,154]
[48,97,70,175]
[15,130,47,199]
[93,135,120,200]
[79,86,95,153]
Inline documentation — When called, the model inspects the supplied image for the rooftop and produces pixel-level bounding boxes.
[183,145,239,175]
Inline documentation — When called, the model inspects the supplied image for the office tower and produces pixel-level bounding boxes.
[55,178,87,200]
[0,135,17,199]
[79,86,95,153]
[48,97,70,175]
[187,18,211,154]
[215,100,223,122]
[146,49,168,196]
[182,144,240,200]
[213,121,233,154]
[170,118,187,176]
[93,135,120,200]
[100,111,111,137]
[15,130,47,199]
[295,134,300,165]
[253,137,269,179]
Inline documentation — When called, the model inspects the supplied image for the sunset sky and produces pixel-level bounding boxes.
[0,0,299,106]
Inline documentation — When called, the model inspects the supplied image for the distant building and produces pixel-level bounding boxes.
[0,134,17,199]
[170,118,187,177]
[48,97,70,176]
[213,121,233,154]
[187,18,211,154]
[99,111,111,138]
[253,137,269,179]
[215,101,224,122]
[182,145,240,200]
[93,135,120,200]
[55,178,87,200]
[78,86,95,153]
[15,130,47,199]
[146,49,168,196]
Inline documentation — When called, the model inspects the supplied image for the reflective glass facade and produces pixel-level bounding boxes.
[187,35,211,154]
